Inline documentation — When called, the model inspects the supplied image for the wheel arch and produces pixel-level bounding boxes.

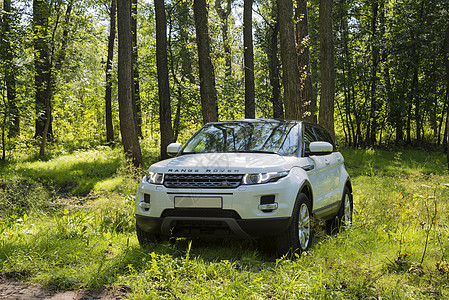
[298,180,313,211]
[345,179,353,197]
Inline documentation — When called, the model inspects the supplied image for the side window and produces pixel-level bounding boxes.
[313,127,335,149]
[279,125,299,156]
[303,125,316,154]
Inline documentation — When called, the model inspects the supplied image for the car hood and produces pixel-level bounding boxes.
[148,153,297,174]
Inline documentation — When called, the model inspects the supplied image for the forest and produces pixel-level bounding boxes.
[1,0,449,299]
[1,0,449,163]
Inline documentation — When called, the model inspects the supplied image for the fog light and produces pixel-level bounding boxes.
[258,203,278,212]
[139,202,151,210]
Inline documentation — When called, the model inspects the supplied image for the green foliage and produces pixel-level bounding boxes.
[1,147,448,298]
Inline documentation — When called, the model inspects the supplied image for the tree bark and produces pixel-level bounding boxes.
[215,0,232,77]
[33,0,52,139]
[132,0,142,137]
[269,21,283,119]
[244,0,255,119]
[1,0,19,137]
[193,0,218,123]
[154,0,174,160]
[53,0,74,72]
[295,0,314,122]
[319,0,335,140]
[117,0,142,167]
[366,0,379,146]
[105,0,116,144]
[444,23,449,168]
[277,0,302,120]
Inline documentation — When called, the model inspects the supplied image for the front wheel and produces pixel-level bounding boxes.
[276,193,313,256]
[136,222,161,247]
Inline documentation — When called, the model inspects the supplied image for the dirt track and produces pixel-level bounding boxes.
[0,279,127,300]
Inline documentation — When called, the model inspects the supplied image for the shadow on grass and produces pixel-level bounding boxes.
[340,148,448,178]
[14,158,123,195]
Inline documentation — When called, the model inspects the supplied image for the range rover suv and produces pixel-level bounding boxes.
[135,119,353,255]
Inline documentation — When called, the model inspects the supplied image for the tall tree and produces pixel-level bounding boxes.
[366,0,379,146]
[105,0,116,144]
[295,0,314,122]
[33,0,52,139]
[269,20,283,119]
[193,0,218,123]
[244,0,255,118]
[444,22,449,168]
[155,0,174,159]
[117,0,142,167]
[319,0,335,140]
[1,0,19,137]
[277,0,302,120]
[132,0,142,137]
[215,0,232,77]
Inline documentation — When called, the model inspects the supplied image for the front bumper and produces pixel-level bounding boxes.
[135,175,300,238]
[136,213,291,238]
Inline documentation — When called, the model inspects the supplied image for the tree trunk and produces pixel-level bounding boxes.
[1,0,19,137]
[444,23,449,168]
[53,0,74,72]
[105,0,116,144]
[277,0,302,120]
[193,0,218,123]
[154,0,174,160]
[295,0,314,122]
[215,0,232,77]
[338,0,355,146]
[366,0,379,146]
[269,21,283,119]
[33,0,52,139]
[319,0,335,140]
[244,0,255,119]
[132,0,142,138]
[117,0,142,167]
[1,95,7,160]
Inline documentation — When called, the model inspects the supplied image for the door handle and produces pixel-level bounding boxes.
[302,164,315,171]
[325,159,330,165]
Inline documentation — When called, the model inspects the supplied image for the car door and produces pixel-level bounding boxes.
[312,126,342,207]
[302,124,329,211]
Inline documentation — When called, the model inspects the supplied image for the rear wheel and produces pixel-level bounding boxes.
[277,193,313,256]
[327,186,353,234]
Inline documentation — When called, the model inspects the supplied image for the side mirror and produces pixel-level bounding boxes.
[167,143,182,157]
[309,141,333,154]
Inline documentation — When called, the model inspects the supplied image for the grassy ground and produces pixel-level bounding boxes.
[1,146,448,299]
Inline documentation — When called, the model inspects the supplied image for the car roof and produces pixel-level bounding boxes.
[206,118,300,125]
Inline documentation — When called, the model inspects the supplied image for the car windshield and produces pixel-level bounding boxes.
[182,121,299,156]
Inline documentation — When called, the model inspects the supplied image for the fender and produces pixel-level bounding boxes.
[285,179,313,227]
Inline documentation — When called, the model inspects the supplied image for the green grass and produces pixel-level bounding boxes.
[1,146,448,299]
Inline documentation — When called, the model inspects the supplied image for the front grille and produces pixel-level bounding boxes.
[161,208,242,219]
[164,174,243,189]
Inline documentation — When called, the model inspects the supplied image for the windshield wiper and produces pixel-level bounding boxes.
[233,150,278,154]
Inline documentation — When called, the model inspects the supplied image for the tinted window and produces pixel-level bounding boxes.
[279,125,299,156]
[313,126,334,146]
[303,125,316,153]
[182,122,298,155]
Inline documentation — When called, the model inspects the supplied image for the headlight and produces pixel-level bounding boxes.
[146,172,164,184]
[242,171,289,185]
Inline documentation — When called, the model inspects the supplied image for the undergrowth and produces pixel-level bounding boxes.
[0,146,448,299]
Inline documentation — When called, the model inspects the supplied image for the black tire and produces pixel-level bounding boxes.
[136,222,160,247]
[276,193,313,256]
[327,186,353,234]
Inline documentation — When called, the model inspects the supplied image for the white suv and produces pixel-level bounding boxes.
[135,119,353,255]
